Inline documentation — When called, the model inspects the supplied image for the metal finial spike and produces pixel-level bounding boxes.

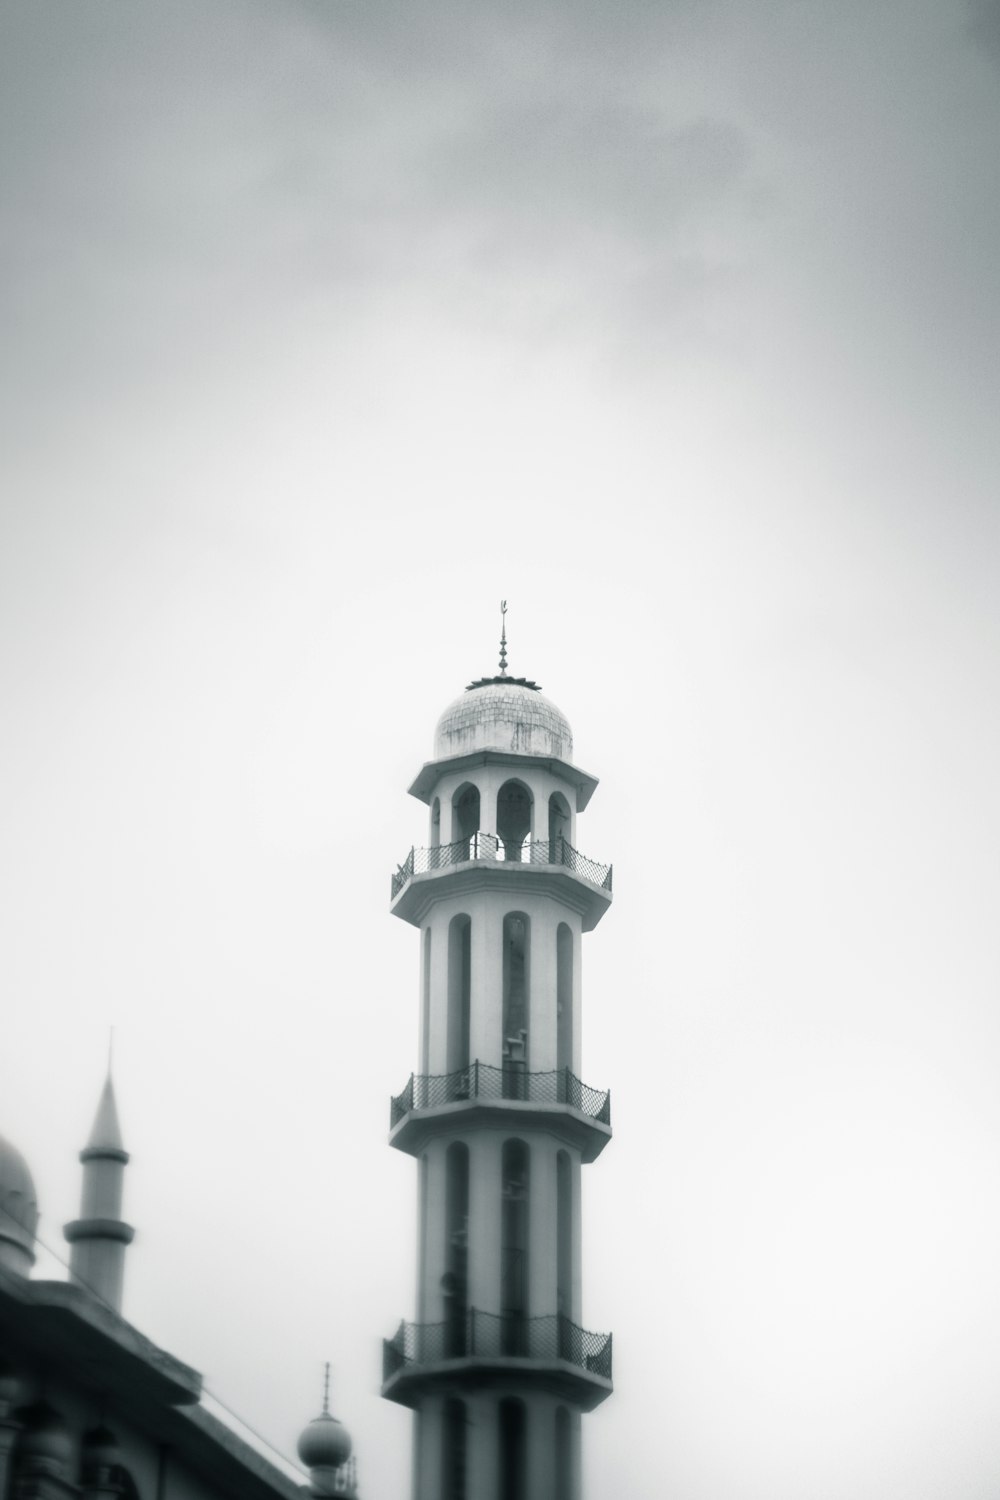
[107,1026,114,1078]
[499,599,508,677]
[322,1361,331,1415]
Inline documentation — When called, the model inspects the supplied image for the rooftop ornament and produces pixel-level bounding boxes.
[467,599,541,692]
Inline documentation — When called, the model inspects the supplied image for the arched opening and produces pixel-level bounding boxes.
[421,927,432,1079]
[548,791,571,858]
[557,1150,572,1324]
[452,784,480,855]
[555,1407,571,1500]
[418,1153,429,1320]
[502,914,529,1096]
[442,1399,467,1500]
[430,796,441,852]
[497,779,532,862]
[501,1139,529,1354]
[499,1399,527,1500]
[444,1143,469,1355]
[556,923,573,1079]
[447,915,472,1080]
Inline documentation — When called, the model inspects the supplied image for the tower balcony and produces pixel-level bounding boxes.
[390,833,613,931]
[389,1061,612,1162]
[382,1309,613,1412]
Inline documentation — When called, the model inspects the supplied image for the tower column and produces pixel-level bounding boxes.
[382,644,614,1500]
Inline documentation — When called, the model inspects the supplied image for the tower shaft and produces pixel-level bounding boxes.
[382,676,613,1500]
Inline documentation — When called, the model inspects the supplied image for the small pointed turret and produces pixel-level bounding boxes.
[64,1068,134,1313]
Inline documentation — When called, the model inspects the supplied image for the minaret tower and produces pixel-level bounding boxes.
[382,612,614,1500]
[64,1066,134,1312]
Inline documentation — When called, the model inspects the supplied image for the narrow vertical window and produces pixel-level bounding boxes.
[501,1140,529,1354]
[430,797,441,862]
[499,1399,526,1500]
[557,1151,571,1323]
[444,1143,469,1356]
[421,927,432,1080]
[556,923,573,1080]
[502,913,529,1096]
[555,1407,571,1500]
[442,1398,466,1500]
[447,915,472,1080]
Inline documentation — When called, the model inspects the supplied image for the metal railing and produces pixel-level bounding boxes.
[390,1061,611,1129]
[391,833,613,900]
[383,1310,612,1383]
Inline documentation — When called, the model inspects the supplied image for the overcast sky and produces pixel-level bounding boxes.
[3,3,1000,1497]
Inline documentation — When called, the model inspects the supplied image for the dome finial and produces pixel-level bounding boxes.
[322,1361,331,1416]
[499,599,508,677]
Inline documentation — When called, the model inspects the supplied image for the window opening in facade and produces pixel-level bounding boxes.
[497,779,532,862]
[444,1142,469,1356]
[447,915,472,1078]
[556,922,573,1078]
[501,1139,529,1355]
[499,1398,527,1500]
[452,784,480,854]
[442,1398,466,1500]
[502,913,529,1096]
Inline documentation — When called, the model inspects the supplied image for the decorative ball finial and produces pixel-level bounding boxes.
[499,599,508,677]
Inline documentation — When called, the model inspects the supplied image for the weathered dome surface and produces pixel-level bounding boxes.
[0,1133,38,1269]
[298,1411,352,1471]
[434,681,573,762]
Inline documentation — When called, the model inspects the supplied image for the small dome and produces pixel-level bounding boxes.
[0,1133,38,1273]
[434,681,573,762]
[297,1411,352,1473]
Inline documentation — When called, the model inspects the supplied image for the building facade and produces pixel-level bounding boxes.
[382,655,614,1500]
[0,1079,359,1500]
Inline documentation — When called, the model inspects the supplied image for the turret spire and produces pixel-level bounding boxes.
[64,1062,134,1313]
[498,598,508,676]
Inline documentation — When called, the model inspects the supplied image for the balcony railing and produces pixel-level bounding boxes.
[390,1061,611,1129]
[391,833,613,900]
[383,1310,612,1384]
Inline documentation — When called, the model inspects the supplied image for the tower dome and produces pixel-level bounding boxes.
[434,680,573,762]
[0,1132,38,1274]
[297,1410,352,1472]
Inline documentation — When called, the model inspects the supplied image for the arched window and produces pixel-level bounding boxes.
[444,1143,469,1356]
[442,1399,466,1500]
[502,913,529,1096]
[430,797,441,852]
[556,923,573,1078]
[421,927,432,1080]
[501,1139,529,1354]
[497,779,532,862]
[499,1399,526,1500]
[557,1150,571,1322]
[447,915,472,1079]
[548,791,571,857]
[452,784,480,854]
[555,1407,571,1500]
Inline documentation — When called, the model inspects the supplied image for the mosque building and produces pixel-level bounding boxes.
[381,614,614,1500]
[0,1074,360,1500]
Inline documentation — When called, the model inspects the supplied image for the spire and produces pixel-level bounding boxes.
[498,599,508,677]
[466,601,541,692]
[64,1060,134,1313]
[322,1361,331,1416]
[85,1072,126,1158]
